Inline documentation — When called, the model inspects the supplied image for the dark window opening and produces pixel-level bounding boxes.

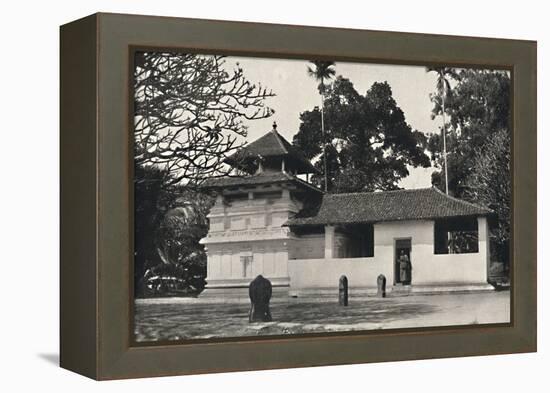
[225,193,248,204]
[434,217,479,254]
[335,223,374,258]
[289,225,324,237]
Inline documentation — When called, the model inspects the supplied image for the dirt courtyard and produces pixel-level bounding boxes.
[134,290,510,342]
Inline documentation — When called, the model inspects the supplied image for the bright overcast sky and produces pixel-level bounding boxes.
[224,56,442,189]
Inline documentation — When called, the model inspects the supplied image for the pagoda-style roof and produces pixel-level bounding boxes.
[201,171,322,194]
[285,187,493,227]
[224,123,319,175]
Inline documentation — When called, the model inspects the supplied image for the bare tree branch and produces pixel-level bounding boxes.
[134,52,275,186]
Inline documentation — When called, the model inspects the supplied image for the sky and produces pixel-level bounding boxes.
[224,56,441,189]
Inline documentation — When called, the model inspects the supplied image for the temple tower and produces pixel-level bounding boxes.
[199,122,321,297]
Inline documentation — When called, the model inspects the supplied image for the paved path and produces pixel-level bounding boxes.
[134,291,510,342]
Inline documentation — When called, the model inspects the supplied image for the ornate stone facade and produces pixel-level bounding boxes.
[200,187,306,296]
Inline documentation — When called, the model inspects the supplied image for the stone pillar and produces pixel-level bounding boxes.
[325,225,335,259]
[249,275,273,322]
[478,216,490,282]
[377,274,387,298]
[339,275,348,306]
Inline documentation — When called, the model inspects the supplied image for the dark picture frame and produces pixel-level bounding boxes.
[60,12,536,380]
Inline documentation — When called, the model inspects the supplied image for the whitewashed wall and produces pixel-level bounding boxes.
[201,190,303,290]
[289,218,489,292]
[206,241,289,282]
[288,257,390,290]
[289,234,325,259]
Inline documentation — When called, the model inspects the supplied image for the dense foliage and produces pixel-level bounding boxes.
[134,164,214,297]
[464,128,511,265]
[293,76,430,192]
[427,69,511,197]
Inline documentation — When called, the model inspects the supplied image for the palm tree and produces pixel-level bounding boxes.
[307,60,336,192]
[427,67,459,195]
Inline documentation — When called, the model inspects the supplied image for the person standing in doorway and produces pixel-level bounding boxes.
[399,250,412,285]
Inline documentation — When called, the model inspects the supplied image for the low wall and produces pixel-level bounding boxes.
[288,257,392,290]
[289,252,488,292]
[413,253,488,285]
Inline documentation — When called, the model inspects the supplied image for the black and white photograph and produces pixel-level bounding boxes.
[132,52,511,342]
[3,0,545,387]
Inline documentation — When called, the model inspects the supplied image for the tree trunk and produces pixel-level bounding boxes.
[321,77,328,192]
[442,89,449,195]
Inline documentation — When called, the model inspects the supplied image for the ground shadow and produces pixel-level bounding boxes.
[134,298,439,341]
[134,290,510,342]
[38,353,59,366]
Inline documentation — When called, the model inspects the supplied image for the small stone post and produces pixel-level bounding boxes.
[377,274,387,298]
[339,275,349,306]
[248,275,273,322]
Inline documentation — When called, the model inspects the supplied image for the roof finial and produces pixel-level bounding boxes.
[272,121,277,132]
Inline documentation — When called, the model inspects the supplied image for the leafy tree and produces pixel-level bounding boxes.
[134,163,214,296]
[306,61,336,191]
[293,76,430,192]
[134,164,169,294]
[465,129,511,265]
[134,52,274,185]
[427,69,510,197]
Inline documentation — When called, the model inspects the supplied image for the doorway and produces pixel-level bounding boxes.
[394,238,412,285]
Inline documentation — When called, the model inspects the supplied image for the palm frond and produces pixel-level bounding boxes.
[308,60,336,81]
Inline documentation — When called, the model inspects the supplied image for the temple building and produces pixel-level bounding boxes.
[200,123,494,297]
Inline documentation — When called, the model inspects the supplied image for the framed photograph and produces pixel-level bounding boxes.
[60,13,536,380]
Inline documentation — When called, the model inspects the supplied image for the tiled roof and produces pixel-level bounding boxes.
[201,171,322,193]
[285,187,492,226]
[225,129,318,174]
